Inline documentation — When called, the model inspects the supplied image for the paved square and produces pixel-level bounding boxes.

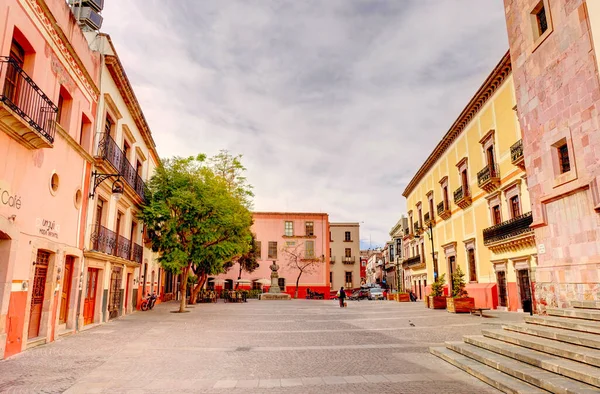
[0,299,526,393]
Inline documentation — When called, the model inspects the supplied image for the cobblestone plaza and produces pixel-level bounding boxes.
[0,300,526,393]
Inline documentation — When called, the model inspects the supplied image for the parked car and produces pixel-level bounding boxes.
[369,288,384,300]
[349,289,370,300]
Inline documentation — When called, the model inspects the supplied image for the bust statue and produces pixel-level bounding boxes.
[270,261,279,279]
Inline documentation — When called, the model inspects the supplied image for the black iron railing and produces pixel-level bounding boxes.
[0,57,57,144]
[404,255,421,267]
[424,212,430,223]
[511,139,524,163]
[454,185,470,203]
[477,164,499,187]
[91,224,118,256]
[483,211,533,245]
[116,234,131,260]
[414,222,420,233]
[132,243,143,264]
[343,256,355,264]
[437,201,445,215]
[97,133,146,200]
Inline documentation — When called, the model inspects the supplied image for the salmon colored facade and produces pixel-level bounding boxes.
[402,53,538,312]
[0,0,100,359]
[214,212,330,299]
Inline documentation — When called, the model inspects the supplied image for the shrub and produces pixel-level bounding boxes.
[452,266,469,298]
[430,273,446,297]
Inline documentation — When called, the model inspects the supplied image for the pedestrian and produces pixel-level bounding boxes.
[338,286,346,308]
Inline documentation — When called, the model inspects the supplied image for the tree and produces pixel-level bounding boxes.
[451,266,468,298]
[139,154,253,312]
[233,233,260,289]
[209,150,254,209]
[281,241,324,299]
[430,273,446,297]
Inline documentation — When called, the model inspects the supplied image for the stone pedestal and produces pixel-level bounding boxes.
[259,293,291,300]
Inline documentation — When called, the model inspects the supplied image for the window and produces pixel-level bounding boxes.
[486,146,496,168]
[278,278,286,290]
[57,86,72,128]
[344,231,351,241]
[79,114,92,151]
[417,204,422,228]
[329,231,332,241]
[345,248,351,258]
[286,241,296,247]
[443,186,449,209]
[461,170,469,194]
[255,241,261,259]
[558,143,570,174]
[428,195,434,219]
[305,222,314,236]
[284,221,293,236]
[305,241,315,258]
[105,115,113,136]
[492,205,502,225]
[5,40,25,103]
[329,272,333,287]
[345,272,353,287]
[268,242,277,259]
[510,195,521,218]
[536,4,548,35]
[468,249,477,282]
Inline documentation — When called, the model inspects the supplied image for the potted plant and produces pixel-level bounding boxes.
[397,292,410,302]
[428,274,447,309]
[446,266,474,313]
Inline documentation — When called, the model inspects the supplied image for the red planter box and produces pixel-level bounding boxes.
[429,296,447,309]
[446,297,475,313]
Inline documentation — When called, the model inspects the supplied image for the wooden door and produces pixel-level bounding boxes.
[59,256,74,324]
[496,270,508,307]
[4,40,24,103]
[83,268,98,325]
[108,267,122,319]
[517,269,532,311]
[28,251,49,339]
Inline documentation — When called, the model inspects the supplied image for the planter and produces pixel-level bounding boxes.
[387,294,396,301]
[446,297,474,313]
[397,293,410,302]
[424,296,429,308]
[428,295,447,309]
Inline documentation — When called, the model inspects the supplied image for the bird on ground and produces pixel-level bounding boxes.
[409,320,415,327]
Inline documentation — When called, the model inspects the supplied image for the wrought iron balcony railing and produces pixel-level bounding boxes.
[116,234,131,260]
[91,224,141,263]
[511,139,525,168]
[330,256,336,264]
[477,163,500,190]
[423,212,430,223]
[132,242,143,264]
[483,211,533,245]
[97,133,146,200]
[0,57,57,147]
[453,185,472,209]
[437,201,444,215]
[343,256,356,264]
[403,255,421,267]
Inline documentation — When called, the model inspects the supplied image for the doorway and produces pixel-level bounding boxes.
[59,256,74,324]
[108,266,123,319]
[83,268,99,325]
[517,269,532,312]
[496,270,508,307]
[28,250,50,339]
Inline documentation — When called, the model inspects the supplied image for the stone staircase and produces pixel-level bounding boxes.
[430,300,600,393]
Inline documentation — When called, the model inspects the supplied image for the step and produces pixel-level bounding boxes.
[429,346,546,394]
[482,328,600,368]
[463,335,600,388]
[446,341,599,393]
[502,323,600,350]
[525,316,600,335]
[572,301,600,310]
[547,308,600,322]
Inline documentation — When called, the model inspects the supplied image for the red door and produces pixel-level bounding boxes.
[59,257,74,324]
[28,251,50,339]
[83,268,99,325]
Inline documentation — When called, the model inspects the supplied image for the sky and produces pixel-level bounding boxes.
[101,1,509,249]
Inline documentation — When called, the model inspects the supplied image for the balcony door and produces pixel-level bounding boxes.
[486,146,496,169]
[4,40,25,104]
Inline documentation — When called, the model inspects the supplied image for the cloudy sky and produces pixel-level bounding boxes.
[101,1,509,248]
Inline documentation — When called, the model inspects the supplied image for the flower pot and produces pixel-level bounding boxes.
[446,297,474,313]
[397,293,410,302]
[429,295,447,309]
[424,296,429,308]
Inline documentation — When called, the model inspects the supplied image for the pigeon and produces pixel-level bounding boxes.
[409,320,415,327]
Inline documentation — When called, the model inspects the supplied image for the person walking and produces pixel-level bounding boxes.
[338,286,346,308]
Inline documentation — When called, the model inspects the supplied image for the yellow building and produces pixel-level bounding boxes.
[402,52,537,312]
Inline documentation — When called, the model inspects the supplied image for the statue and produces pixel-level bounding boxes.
[268,260,281,293]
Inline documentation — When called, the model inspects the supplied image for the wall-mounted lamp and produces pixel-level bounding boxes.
[89,170,125,200]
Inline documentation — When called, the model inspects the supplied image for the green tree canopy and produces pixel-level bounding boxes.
[139,154,253,312]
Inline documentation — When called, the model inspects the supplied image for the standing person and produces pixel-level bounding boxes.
[338,287,346,308]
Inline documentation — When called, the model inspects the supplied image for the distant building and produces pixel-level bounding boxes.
[329,223,360,290]
[388,216,409,292]
[215,212,330,298]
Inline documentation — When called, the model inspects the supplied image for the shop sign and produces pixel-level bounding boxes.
[0,180,22,210]
[36,218,60,239]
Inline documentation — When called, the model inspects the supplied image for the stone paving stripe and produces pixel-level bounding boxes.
[280,378,304,387]
[322,376,347,385]
[302,377,325,386]
[213,380,237,388]
[363,374,390,383]
[259,379,281,388]
[235,379,259,388]
[344,375,368,383]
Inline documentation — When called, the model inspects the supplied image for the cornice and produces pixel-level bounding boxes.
[402,51,511,198]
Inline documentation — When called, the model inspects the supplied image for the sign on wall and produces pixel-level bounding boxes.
[36,218,60,239]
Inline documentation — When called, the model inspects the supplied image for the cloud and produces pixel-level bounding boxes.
[101,0,508,245]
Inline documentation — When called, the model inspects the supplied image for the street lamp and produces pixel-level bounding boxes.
[415,221,438,280]
[89,170,125,200]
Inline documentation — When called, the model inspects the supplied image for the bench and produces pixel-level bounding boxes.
[470,308,491,317]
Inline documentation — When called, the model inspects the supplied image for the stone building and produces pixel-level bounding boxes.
[329,222,360,291]
[503,0,600,308]
[389,216,408,292]
[0,0,100,358]
[402,53,538,311]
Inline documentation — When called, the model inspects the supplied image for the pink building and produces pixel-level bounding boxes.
[0,0,99,359]
[214,212,331,298]
[504,0,600,309]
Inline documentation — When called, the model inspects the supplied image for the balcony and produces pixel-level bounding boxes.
[453,186,472,209]
[403,255,423,269]
[413,222,421,235]
[437,201,451,220]
[90,224,143,263]
[97,133,146,200]
[330,256,336,264]
[0,57,57,149]
[483,211,535,253]
[477,163,500,193]
[343,256,355,264]
[511,139,525,169]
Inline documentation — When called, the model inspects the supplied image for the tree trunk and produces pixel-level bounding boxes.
[179,264,191,313]
[294,272,302,299]
[236,264,243,290]
[189,272,208,304]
